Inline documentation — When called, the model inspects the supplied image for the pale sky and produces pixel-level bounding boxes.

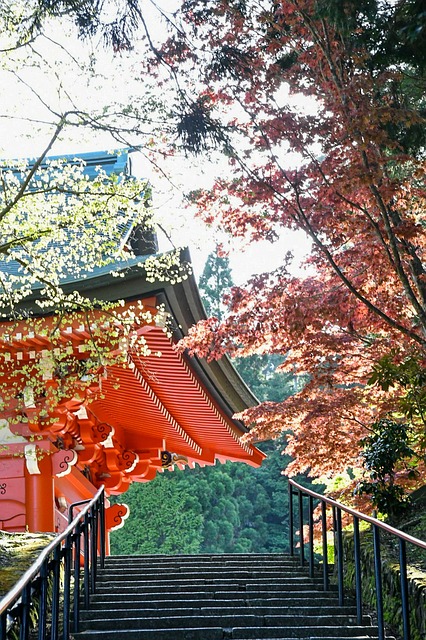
[0,10,312,286]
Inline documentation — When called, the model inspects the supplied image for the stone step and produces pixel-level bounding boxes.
[101,557,308,573]
[81,606,360,619]
[93,589,328,601]
[94,585,335,601]
[79,614,372,632]
[97,570,310,581]
[94,580,327,594]
[75,628,378,640]
[103,560,301,569]
[102,564,302,573]
[75,628,224,639]
[98,571,323,584]
[90,591,339,604]
[95,576,325,586]
[87,599,346,611]
[104,554,298,561]
[232,631,379,639]
[104,554,293,561]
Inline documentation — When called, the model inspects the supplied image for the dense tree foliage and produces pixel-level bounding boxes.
[356,418,417,516]
[111,440,293,555]
[110,471,204,555]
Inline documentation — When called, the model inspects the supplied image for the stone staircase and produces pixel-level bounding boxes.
[75,553,386,640]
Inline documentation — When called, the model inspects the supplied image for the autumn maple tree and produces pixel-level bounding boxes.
[143,0,426,505]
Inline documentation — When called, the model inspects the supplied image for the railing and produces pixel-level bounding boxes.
[0,486,105,640]
[289,478,426,640]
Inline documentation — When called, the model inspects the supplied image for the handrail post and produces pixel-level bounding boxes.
[298,489,305,566]
[288,482,294,557]
[353,516,362,625]
[373,523,385,640]
[37,561,48,640]
[91,505,98,593]
[72,526,82,634]
[50,545,61,640]
[308,495,314,578]
[99,489,106,569]
[63,535,72,640]
[0,611,6,640]
[335,507,344,606]
[321,499,329,591]
[399,538,411,640]
[19,582,31,640]
[83,511,91,608]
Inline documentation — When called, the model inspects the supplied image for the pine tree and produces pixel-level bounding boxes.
[198,246,300,402]
[110,472,203,555]
[198,247,233,320]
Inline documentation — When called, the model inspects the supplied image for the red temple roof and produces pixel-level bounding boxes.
[0,151,265,535]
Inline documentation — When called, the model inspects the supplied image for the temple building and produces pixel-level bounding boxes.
[0,150,264,540]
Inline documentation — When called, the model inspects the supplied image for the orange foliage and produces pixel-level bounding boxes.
[159,1,426,496]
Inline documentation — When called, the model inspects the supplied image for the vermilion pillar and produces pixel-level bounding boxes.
[24,444,55,532]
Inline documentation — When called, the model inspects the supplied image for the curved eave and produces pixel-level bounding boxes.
[88,327,265,468]
[3,248,263,466]
[13,248,258,421]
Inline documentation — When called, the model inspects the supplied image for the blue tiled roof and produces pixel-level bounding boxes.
[0,149,146,289]
[32,149,131,180]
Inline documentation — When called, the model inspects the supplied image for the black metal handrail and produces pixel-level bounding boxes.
[289,478,426,640]
[0,485,105,640]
